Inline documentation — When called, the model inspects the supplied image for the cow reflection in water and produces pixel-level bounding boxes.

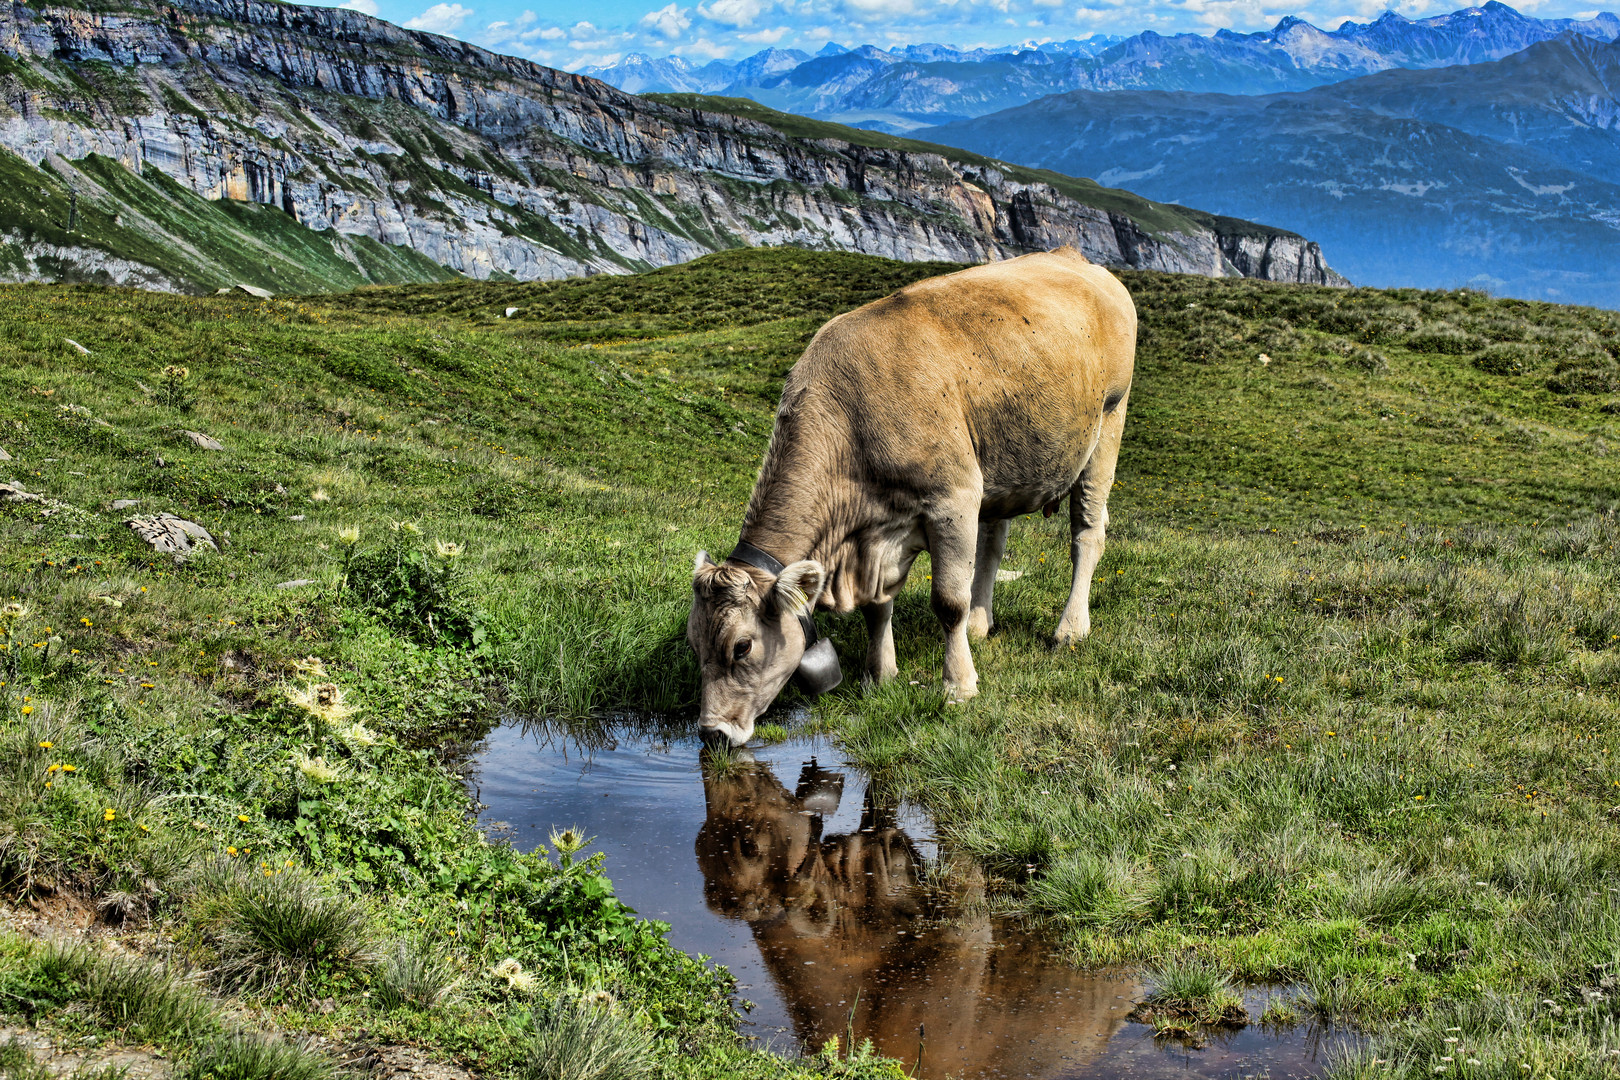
[696,751,1136,1079]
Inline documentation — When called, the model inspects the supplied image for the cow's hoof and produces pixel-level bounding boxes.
[944,680,978,704]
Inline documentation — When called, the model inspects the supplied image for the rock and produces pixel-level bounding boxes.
[1,481,44,504]
[505,307,522,318]
[110,499,141,510]
[232,284,274,298]
[126,514,218,564]
[276,579,316,589]
[182,430,225,451]
[0,446,10,461]
[288,514,306,521]
[994,568,1024,582]
[153,453,166,467]
[64,338,90,355]
[273,483,286,494]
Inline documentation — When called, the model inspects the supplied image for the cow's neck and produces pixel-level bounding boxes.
[736,401,859,573]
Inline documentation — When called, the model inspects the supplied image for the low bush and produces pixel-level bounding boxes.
[342,531,483,648]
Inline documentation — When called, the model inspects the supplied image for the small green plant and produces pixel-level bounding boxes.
[155,365,196,412]
[373,938,459,1011]
[193,861,376,991]
[1260,997,1300,1027]
[1129,955,1247,1028]
[342,529,483,647]
[0,942,214,1044]
[0,1038,52,1080]
[520,996,655,1080]
[183,1032,334,1080]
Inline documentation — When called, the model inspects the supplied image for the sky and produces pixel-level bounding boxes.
[310,0,1613,71]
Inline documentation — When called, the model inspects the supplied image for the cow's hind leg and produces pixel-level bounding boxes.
[862,599,898,684]
[967,518,1010,640]
[1056,400,1127,644]
[925,496,982,701]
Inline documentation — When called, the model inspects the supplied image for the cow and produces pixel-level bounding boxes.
[689,247,1137,747]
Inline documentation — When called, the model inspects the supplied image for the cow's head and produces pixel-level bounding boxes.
[688,552,826,746]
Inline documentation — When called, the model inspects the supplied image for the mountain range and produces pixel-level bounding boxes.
[922,32,1620,305]
[582,3,1620,131]
[0,0,1339,294]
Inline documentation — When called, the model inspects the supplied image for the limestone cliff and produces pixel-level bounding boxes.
[0,0,1348,292]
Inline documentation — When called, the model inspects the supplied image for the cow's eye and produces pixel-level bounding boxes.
[732,639,753,661]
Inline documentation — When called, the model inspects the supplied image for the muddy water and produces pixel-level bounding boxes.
[472,721,1349,1079]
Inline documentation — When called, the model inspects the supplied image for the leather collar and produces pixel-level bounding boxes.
[727,539,819,646]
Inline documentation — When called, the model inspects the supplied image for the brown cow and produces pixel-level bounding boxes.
[690,248,1136,746]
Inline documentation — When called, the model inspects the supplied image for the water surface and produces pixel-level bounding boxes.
[472,721,1348,1079]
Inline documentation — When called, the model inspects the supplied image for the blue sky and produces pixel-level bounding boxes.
[312,0,1613,70]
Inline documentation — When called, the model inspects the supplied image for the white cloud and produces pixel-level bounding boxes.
[840,0,916,16]
[697,0,773,26]
[404,2,472,32]
[538,25,567,38]
[736,24,791,40]
[639,3,693,37]
[672,35,737,56]
[338,0,379,14]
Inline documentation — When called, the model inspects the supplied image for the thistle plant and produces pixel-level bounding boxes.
[155,365,195,412]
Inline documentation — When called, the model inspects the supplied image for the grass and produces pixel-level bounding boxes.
[0,248,1615,1080]
[0,148,453,296]
[521,996,655,1080]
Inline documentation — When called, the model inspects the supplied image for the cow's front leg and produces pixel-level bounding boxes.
[862,599,898,684]
[968,517,1010,639]
[925,503,979,702]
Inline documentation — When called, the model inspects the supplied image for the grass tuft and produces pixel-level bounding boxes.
[183,1032,334,1080]
[520,996,655,1080]
[373,938,460,1011]
[192,860,375,991]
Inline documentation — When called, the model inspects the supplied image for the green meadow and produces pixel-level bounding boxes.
[0,248,1617,1079]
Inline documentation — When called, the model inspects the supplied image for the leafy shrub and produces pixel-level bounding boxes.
[343,534,483,647]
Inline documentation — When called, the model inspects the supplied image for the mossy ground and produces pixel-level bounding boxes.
[0,248,1617,1079]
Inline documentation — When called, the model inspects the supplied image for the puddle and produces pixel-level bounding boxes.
[472,721,1351,1079]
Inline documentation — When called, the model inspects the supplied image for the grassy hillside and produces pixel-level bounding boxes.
[1,249,1618,1079]
[0,147,456,294]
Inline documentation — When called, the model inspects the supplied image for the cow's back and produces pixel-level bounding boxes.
[789,248,1136,515]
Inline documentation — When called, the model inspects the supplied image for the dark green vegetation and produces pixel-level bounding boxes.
[2,248,1618,1080]
[0,148,455,294]
[649,93,1300,242]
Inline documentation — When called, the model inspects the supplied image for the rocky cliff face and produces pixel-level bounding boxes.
[0,0,1346,292]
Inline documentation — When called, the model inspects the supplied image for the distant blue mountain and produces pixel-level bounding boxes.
[919,33,1620,306]
[581,3,1619,130]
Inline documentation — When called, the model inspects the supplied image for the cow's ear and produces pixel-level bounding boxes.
[693,550,716,576]
[774,560,826,615]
